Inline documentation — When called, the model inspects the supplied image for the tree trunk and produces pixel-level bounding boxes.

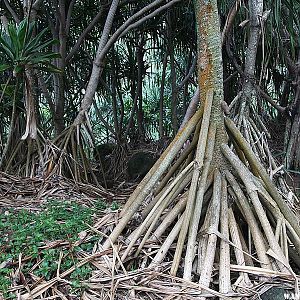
[73,0,119,126]
[182,51,193,116]
[136,38,145,141]
[169,33,178,134]
[111,65,121,142]
[53,0,68,135]
[21,1,40,141]
[21,70,38,141]
[159,52,168,138]
[238,0,263,121]
[285,54,300,170]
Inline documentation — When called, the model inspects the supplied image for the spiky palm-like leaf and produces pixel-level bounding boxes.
[0,18,61,76]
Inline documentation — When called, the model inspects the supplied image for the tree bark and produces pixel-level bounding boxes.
[195,0,225,142]
[169,29,178,134]
[136,37,145,140]
[22,69,38,140]
[285,54,300,170]
[238,0,263,118]
[73,0,120,126]
[111,61,120,142]
[159,52,168,138]
[53,0,68,135]
[179,87,200,131]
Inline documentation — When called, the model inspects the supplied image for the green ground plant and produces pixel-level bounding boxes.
[0,199,116,298]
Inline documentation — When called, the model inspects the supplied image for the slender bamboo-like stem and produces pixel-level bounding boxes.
[199,169,221,291]
[247,118,267,160]
[224,169,272,269]
[255,183,300,255]
[184,123,216,279]
[248,193,289,272]
[286,222,300,269]
[142,164,193,219]
[180,88,200,131]
[150,176,214,246]
[150,194,188,242]
[231,138,248,167]
[135,164,193,256]
[121,162,193,261]
[219,177,231,293]
[242,117,259,157]
[171,90,213,276]
[222,144,290,272]
[236,222,254,267]
[228,208,252,287]
[282,220,288,259]
[244,118,261,159]
[156,121,201,195]
[276,218,283,242]
[228,208,253,288]
[225,118,300,240]
[197,197,213,274]
[150,215,184,267]
[142,171,192,220]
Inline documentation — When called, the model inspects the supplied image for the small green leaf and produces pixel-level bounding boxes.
[23,28,48,54]
[17,18,29,50]
[0,64,10,72]
[7,23,18,54]
[29,52,61,63]
[13,65,24,75]
[0,36,14,60]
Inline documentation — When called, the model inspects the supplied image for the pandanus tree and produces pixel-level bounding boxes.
[224,0,297,195]
[93,0,300,295]
[42,0,182,184]
[277,0,300,171]
[0,18,60,173]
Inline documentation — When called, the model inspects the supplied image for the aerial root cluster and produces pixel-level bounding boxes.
[2,118,106,185]
[232,99,291,195]
[100,92,300,296]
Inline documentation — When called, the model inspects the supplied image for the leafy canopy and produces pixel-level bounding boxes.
[0,18,61,76]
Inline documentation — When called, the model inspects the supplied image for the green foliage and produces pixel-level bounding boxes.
[0,84,15,98]
[266,0,300,62]
[111,201,120,210]
[0,199,117,298]
[0,18,61,76]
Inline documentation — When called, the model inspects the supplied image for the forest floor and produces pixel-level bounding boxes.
[0,172,127,299]
[0,172,299,299]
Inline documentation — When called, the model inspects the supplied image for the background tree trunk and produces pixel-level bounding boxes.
[285,54,300,170]
[159,52,168,138]
[73,0,120,126]
[238,0,263,123]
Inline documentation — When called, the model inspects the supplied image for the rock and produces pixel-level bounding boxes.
[127,152,156,180]
[260,287,285,300]
[93,143,116,161]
